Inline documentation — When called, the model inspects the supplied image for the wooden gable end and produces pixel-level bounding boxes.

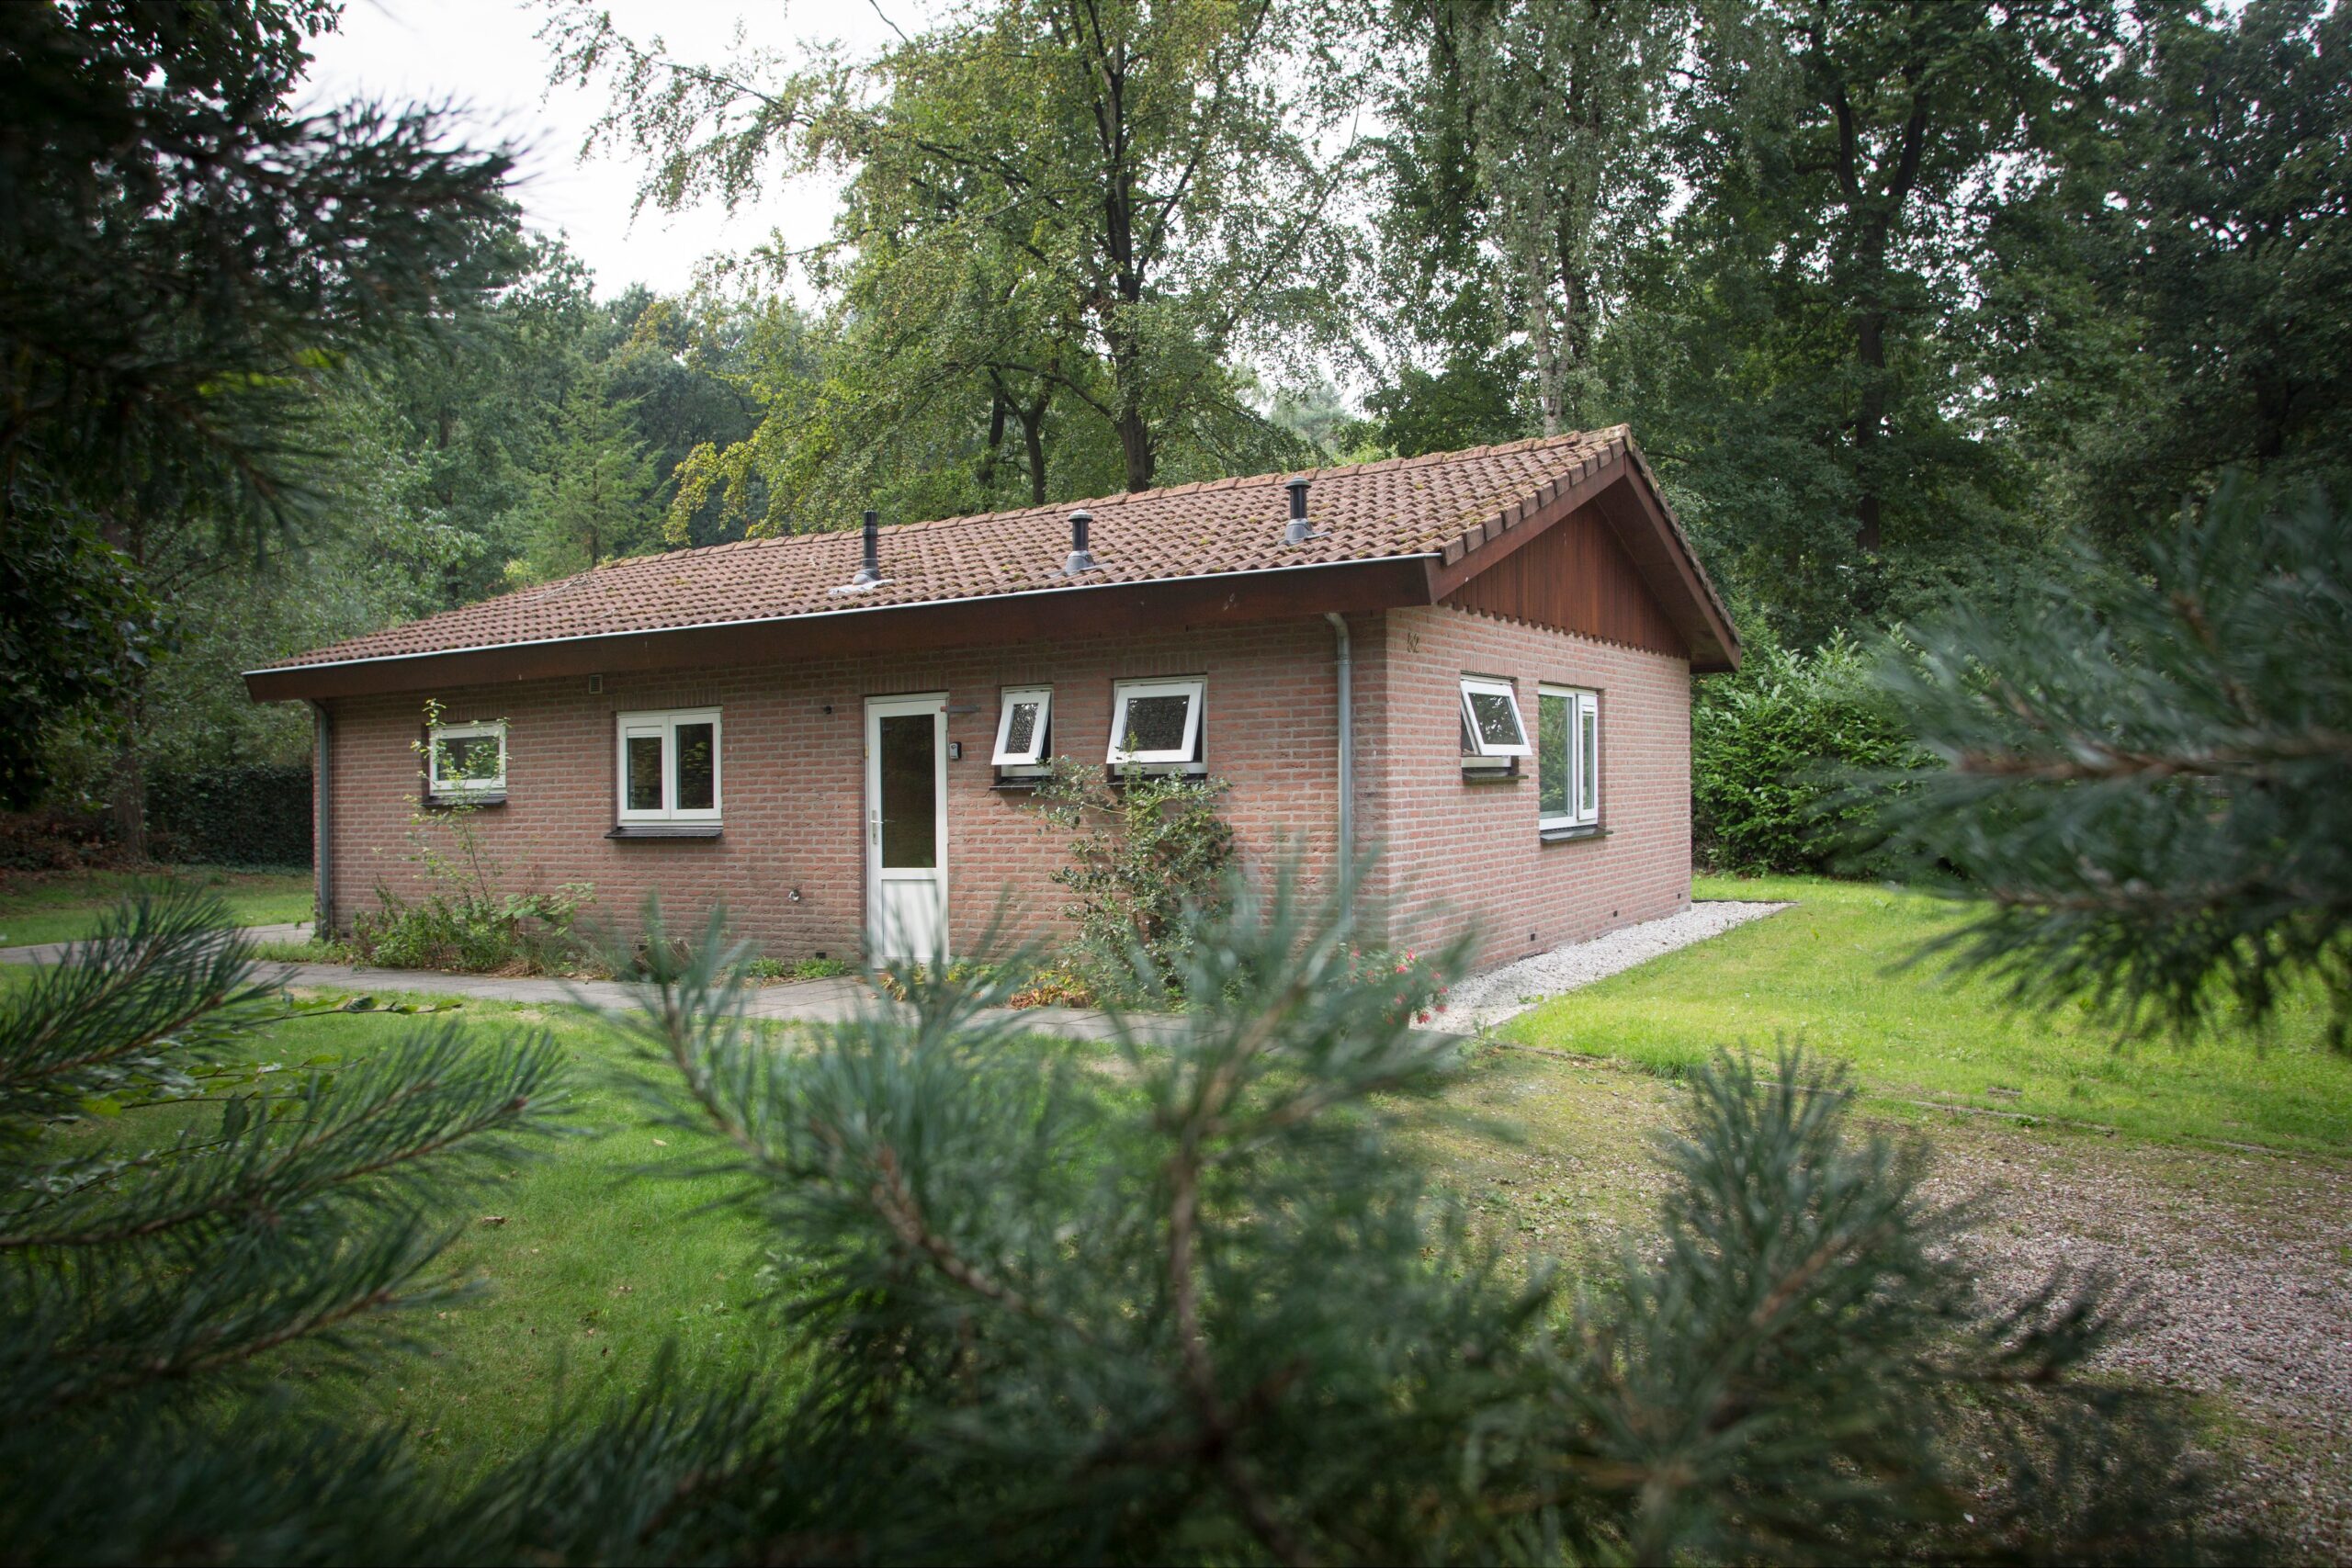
[1440,501,1687,658]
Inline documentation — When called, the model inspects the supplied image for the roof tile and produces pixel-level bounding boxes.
[264,428,1664,671]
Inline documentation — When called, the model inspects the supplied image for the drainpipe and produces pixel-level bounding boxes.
[308,699,332,937]
[1324,612,1352,868]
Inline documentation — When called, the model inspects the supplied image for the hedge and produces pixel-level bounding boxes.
[148,763,313,868]
[1691,633,1921,875]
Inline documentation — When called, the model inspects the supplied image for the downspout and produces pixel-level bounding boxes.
[1324,612,1352,870]
[307,699,332,937]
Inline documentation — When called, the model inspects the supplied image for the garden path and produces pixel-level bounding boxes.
[0,902,1768,1045]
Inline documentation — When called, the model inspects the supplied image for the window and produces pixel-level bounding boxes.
[1538,685,1600,831]
[426,720,506,797]
[1459,676,1532,769]
[991,686,1053,771]
[1107,678,1204,771]
[616,708,721,822]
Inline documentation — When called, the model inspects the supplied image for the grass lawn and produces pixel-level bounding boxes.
[1499,874,2352,1156]
[0,865,313,948]
[232,996,779,1478]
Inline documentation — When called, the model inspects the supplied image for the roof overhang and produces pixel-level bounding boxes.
[244,555,1439,703]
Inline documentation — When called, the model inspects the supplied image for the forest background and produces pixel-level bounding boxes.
[13,0,2344,856]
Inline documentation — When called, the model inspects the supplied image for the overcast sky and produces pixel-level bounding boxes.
[302,0,928,299]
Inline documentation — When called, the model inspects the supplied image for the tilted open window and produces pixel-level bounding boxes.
[616,708,721,824]
[1107,678,1205,772]
[991,686,1053,772]
[1459,676,1532,770]
[1538,685,1601,833]
[426,720,506,799]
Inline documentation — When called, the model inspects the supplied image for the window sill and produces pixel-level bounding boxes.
[605,824,723,840]
[1461,763,1521,784]
[1108,765,1208,783]
[1540,823,1606,843]
[426,792,506,808]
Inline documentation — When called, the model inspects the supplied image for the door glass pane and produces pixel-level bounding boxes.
[1538,694,1568,818]
[1466,689,1523,750]
[1120,694,1192,754]
[878,713,937,869]
[1003,700,1040,757]
[626,733,663,812]
[675,722,716,810]
[1578,704,1599,815]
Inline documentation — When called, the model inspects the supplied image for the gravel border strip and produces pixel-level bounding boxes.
[1430,899,1792,1033]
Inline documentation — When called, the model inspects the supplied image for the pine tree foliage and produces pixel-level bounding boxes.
[1872,478,2352,1043]
[0,890,565,1559]
[439,877,2216,1564]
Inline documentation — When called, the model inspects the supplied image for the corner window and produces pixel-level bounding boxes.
[426,721,506,797]
[991,686,1053,771]
[1107,678,1204,771]
[616,708,720,822]
[1459,676,1532,769]
[1539,685,1600,830]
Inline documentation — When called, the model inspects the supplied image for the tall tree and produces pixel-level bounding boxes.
[0,0,511,817]
[508,366,663,583]
[1988,0,2352,542]
[1376,0,1685,443]
[548,0,1355,527]
[1611,0,2122,638]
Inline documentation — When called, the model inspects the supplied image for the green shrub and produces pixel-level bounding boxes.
[1034,761,1236,1000]
[1693,631,1920,874]
[353,883,593,974]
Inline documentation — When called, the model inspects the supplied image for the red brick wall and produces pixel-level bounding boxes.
[320,619,1346,961]
[1363,604,1692,971]
[315,605,1689,974]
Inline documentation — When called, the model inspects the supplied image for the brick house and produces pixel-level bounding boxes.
[246,426,1739,973]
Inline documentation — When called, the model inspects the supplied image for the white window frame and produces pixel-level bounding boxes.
[616,707,722,823]
[1106,677,1205,771]
[991,686,1054,770]
[426,720,506,796]
[1459,675,1532,761]
[1538,684,1601,831]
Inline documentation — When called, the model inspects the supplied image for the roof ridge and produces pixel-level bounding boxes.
[862,426,1612,539]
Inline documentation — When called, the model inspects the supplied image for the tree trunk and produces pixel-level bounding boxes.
[1017,395,1050,506]
[1115,402,1153,492]
[978,388,1009,491]
[1853,306,1887,555]
[1527,284,1565,439]
[110,726,148,863]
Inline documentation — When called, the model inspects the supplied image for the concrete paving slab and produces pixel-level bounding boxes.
[0,921,311,968]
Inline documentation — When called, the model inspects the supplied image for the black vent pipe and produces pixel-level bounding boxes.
[853,508,881,584]
[1066,508,1098,574]
[1284,475,1316,545]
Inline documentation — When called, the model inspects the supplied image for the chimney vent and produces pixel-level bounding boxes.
[1065,509,1099,575]
[830,509,889,593]
[1283,475,1321,545]
[854,509,881,584]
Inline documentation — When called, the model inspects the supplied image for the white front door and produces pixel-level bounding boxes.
[865,694,949,963]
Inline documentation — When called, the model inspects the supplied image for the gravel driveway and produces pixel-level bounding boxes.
[1921,1124,2352,1560]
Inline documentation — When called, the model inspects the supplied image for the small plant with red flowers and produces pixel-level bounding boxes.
[1342,942,1450,1028]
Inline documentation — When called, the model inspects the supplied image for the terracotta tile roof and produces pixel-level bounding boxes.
[260,426,1697,672]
